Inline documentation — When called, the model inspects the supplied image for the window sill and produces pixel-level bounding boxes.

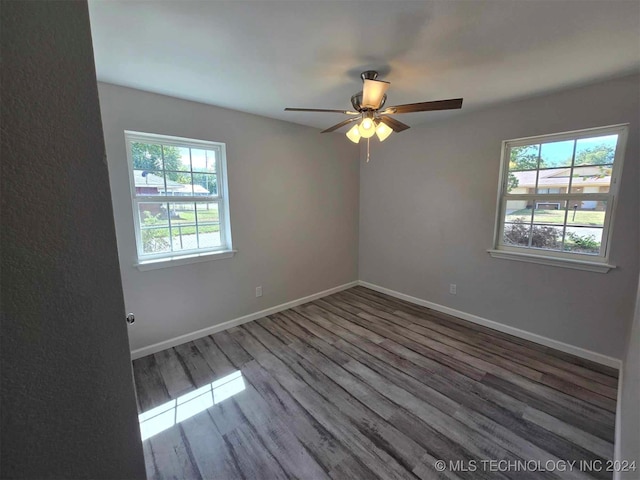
[135,250,237,271]
[487,249,615,273]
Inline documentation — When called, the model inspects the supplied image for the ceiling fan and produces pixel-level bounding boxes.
[285,71,463,150]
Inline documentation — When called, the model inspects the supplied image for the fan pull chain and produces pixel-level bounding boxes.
[366,137,370,163]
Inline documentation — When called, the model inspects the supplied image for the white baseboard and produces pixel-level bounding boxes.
[130,281,358,359]
[613,365,624,479]
[358,280,622,369]
[131,278,622,369]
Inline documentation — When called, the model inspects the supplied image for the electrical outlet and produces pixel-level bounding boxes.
[449,284,457,295]
[255,286,263,297]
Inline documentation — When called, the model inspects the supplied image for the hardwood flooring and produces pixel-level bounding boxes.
[132,286,618,480]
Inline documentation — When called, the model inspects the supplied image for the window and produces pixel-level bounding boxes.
[490,124,628,272]
[125,131,233,267]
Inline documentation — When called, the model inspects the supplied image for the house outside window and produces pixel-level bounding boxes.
[125,131,233,267]
[490,124,628,273]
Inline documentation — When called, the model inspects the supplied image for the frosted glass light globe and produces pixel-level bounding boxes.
[358,118,376,138]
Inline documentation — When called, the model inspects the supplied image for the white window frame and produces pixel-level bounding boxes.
[125,131,234,270]
[489,124,628,273]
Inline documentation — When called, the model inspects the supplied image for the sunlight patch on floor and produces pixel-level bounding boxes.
[139,370,245,440]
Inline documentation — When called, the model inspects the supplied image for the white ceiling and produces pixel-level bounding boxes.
[88,0,640,130]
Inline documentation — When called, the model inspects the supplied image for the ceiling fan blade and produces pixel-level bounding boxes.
[362,79,390,109]
[285,107,359,114]
[382,98,463,114]
[321,117,360,133]
[379,116,410,132]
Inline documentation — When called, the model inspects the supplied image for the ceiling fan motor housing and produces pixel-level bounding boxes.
[361,70,379,81]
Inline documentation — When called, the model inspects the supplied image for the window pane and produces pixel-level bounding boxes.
[131,142,164,171]
[163,146,191,172]
[196,201,219,222]
[133,170,165,196]
[503,200,532,247]
[191,149,216,173]
[193,173,217,196]
[138,203,170,254]
[564,227,603,255]
[566,200,606,227]
[509,144,540,172]
[165,171,193,196]
[531,224,563,251]
[540,140,574,168]
[504,199,532,222]
[168,203,198,251]
[533,200,567,225]
[570,164,612,193]
[507,144,539,194]
[574,135,617,166]
[531,201,566,251]
[197,203,221,248]
[503,221,531,247]
[536,167,571,194]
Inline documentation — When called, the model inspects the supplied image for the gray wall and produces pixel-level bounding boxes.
[359,74,639,359]
[0,2,145,478]
[618,277,640,479]
[98,83,359,352]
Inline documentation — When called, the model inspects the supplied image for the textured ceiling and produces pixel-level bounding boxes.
[88,0,640,130]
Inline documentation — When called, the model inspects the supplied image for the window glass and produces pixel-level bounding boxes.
[196,203,221,248]
[496,126,625,263]
[138,202,171,255]
[531,201,568,251]
[126,132,230,261]
[191,149,216,173]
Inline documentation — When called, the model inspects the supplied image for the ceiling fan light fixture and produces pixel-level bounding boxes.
[284,71,463,151]
[358,117,376,138]
[362,79,390,109]
[346,123,361,143]
[375,121,393,142]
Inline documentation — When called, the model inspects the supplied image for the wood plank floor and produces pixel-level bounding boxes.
[132,286,618,480]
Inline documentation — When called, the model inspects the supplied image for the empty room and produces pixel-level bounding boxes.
[2,1,639,479]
